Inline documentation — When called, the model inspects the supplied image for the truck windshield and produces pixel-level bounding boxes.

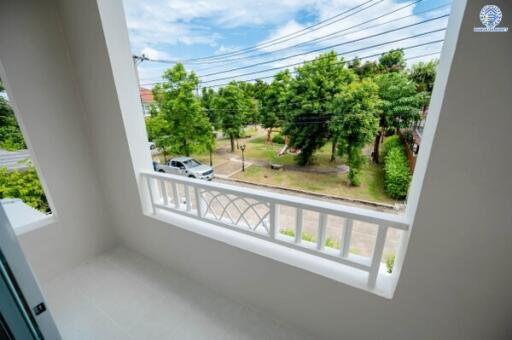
[183,159,201,168]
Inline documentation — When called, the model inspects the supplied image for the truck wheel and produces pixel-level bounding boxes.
[188,175,195,178]
[158,170,165,173]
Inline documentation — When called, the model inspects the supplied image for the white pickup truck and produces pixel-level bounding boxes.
[153,156,214,181]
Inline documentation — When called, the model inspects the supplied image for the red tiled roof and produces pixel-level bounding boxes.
[139,87,154,105]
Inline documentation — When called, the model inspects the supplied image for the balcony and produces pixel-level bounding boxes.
[44,247,308,339]
[0,0,510,339]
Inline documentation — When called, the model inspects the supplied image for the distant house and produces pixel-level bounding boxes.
[139,87,154,116]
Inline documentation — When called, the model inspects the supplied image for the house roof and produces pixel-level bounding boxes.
[139,87,154,105]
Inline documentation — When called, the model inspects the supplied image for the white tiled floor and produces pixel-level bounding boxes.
[42,247,310,340]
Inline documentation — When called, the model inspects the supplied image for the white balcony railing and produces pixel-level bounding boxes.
[141,171,410,289]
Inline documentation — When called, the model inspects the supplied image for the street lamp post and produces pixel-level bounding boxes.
[240,144,246,172]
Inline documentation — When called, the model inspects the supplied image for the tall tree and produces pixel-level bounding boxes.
[283,52,355,165]
[409,60,438,114]
[215,83,247,152]
[331,80,380,186]
[151,64,213,157]
[201,87,220,129]
[372,72,425,163]
[379,49,406,73]
[260,70,291,143]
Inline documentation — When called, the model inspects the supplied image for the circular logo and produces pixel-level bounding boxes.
[479,5,502,29]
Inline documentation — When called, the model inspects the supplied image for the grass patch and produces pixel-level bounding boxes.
[234,164,396,204]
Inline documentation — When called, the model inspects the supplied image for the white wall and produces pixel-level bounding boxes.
[1,0,511,338]
[0,0,117,282]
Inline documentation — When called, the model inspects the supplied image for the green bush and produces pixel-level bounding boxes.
[0,166,49,212]
[383,144,411,200]
[271,134,285,144]
[382,135,402,158]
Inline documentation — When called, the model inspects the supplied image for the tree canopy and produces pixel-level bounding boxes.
[283,51,356,165]
[214,82,247,152]
[331,79,380,185]
[260,70,291,143]
[149,64,213,157]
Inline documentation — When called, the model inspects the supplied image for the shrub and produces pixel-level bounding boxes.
[271,134,285,144]
[384,145,411,199]
[382,135,402,158]
[0,166,49,212]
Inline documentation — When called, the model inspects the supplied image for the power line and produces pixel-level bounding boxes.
[185,0,387,64]
[186,0,432,66]
[198,26,446,79]
[140,38,443,89]
[146,0,381,64]
[201,50,442,90]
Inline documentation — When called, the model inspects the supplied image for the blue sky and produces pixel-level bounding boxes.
[123,0,451,89]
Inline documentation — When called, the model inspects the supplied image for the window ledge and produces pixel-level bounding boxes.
[1,198,57,236]
[145,208,396,299]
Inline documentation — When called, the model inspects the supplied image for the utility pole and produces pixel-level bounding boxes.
[133,54,149,116]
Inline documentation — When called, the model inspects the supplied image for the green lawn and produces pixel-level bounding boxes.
[233,162,396,205]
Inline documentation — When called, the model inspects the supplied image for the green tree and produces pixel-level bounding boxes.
[331,80,380,186]
[233,81,260,126]
[379,49,406,73]
[0,80,26,151]
[0,166,49,212]
[348,57,381,79]
[151,64,214,157]
[260,70,291,143]
[283,52,355,165]
[215,83,247,152]
[409,60,438,114]
[372,72,425,163]
[201,87,220,129]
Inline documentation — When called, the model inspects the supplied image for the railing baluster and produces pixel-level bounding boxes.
[194,186,204,218]
[172,181,180,209]
[145,176,155,214]
[368,225,388,289]
[269,203,279,239]
[317,213,327,250]
[295,208,303,244]
[159,179,168,206]
[185,185,191,212]
[341,218,353,258]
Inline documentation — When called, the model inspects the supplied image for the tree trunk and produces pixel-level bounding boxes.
[330,136,337,162]
[266,128,273,144]
[373,131,382,164]
[230,136,235,152]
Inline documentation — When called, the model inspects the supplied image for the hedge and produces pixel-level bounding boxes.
[383,137,411,200]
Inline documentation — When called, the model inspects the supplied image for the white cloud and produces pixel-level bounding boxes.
[140,47,171,60]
